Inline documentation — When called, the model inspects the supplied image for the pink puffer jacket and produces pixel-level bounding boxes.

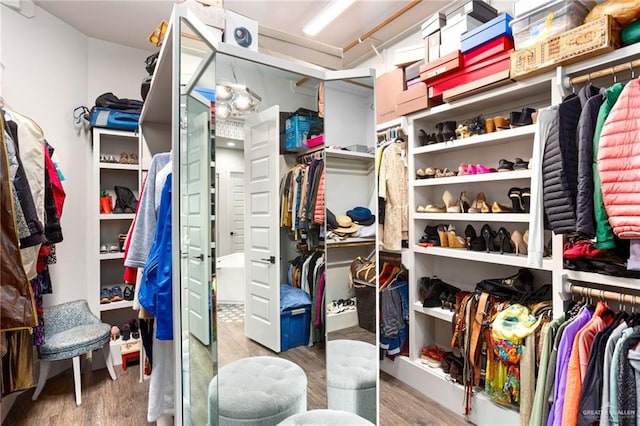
[597,78,640,239]
[313,168,325,225]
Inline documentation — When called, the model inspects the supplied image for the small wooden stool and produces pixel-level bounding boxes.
[120,340,140,371]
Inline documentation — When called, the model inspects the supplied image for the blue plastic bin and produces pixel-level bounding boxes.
[281,306,311,351]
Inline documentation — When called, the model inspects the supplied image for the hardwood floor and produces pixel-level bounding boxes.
[3,323,468,425]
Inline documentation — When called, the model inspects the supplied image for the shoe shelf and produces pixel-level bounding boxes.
[100,300,134,312]
[100,213,135,220]
[99,163,140,171]
[100,252,125,260]
[415,212,529,223]
[414,125,536,155]
[413,169,531,186]
[413,302,455,323]
[414,245,553,271]
[564,269,640,291]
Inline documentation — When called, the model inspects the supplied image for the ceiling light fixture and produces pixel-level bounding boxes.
[215,82,261,120]
[302,0,356,36]
[226,141,236,147]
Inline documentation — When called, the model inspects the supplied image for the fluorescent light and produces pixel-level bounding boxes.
[226,142,236,147]
[303,0,356,36]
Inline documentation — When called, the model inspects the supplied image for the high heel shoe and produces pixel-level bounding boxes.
[442,121,457,141]
[508,187,525,213]
[491,201,513,213]
[459,191,471,213]
[481,224,496,253]
[497,227,514,254]
[511,230,528,255]
[447,225,467,249]
[435,122,444,143]
[443,190,461,213]
[468,192,488,214]
[521,187,531,213]
[437,224,449,247]
[464,224,477,250]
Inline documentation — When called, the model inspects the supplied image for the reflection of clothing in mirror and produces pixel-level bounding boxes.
[378,143,408,251]
[380,280,408,356]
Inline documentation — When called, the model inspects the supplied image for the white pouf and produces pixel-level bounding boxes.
[277,409,375,425]
[208,356,307,425]
[326,340,377,423]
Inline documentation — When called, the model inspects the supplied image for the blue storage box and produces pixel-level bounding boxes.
[90,107,140,131]
[281,306,311,351]
[285,115,317,152]
[461,13,513,53]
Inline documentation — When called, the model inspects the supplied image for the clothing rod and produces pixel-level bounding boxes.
[297,145,324,160]
[569,58,640,86]
[566,282,640,306]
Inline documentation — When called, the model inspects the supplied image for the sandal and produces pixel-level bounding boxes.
[108,244,120,253]
[119,152,129,164]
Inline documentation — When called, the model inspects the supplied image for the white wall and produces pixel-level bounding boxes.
[2,4,90,308]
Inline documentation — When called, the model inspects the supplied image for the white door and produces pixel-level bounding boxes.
[230,171,245,253]
[186,93,211,346]
[244,106,281,352]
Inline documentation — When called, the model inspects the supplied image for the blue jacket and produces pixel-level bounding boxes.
[139,173,173,340]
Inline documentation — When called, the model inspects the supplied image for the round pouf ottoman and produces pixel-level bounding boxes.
[326,340,377,423]
[209,356,307,425]
[277,409,375,425]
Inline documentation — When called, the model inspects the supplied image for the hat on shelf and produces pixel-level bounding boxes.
[347,206,375,226]
[334,215,359,234]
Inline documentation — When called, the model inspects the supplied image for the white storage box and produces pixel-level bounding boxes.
[421,12,446,38]
[440,14,483,56]
[393,44,425,67]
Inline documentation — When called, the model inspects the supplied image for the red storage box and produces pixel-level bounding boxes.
[428,50,512,98]
[443,69,512,101]
[463,35,513,66]
[419,51,463,83]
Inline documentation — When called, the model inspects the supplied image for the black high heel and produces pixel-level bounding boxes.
[521,187,531,213]
[464,225,477,250]
[481,224,495,253]
[442,121,457,141]
[418,129,429,146]
[435,123,444,143]
[508,187,525,213]
[497,227,514,254]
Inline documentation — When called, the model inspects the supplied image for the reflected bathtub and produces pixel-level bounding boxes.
[216,252,245,304]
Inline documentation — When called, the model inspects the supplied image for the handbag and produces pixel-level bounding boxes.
[419,276,460,308]
[349,250,376,288]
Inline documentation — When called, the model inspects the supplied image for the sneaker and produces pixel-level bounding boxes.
[111,286,124,302]
[564,240,602,259]
[100,288,112,304]
[123,285,134,301]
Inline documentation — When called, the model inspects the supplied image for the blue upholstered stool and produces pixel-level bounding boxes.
[31,300,117,406]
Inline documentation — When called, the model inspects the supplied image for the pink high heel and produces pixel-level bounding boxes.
[458,163,468,176]
[467,164,477,174]
[475,164,498,174]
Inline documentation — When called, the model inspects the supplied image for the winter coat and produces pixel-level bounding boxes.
[597,79,640,239]
[575,88,606,237]
[593,83,625,249]
[313,166,325,225]
[543,85,600,234]
[0,115,37,331]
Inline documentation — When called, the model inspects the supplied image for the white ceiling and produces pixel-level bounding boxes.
[34,0,444,68]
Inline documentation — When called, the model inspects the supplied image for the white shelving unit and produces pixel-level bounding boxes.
[90,128,141,324]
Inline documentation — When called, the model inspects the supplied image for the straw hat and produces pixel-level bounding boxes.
[335,215,359,234]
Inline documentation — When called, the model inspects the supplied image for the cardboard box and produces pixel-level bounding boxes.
[445,0,497,23]
[461,13,513,53]
[510,16,621,80]
[419,50,463,83]
[376,68,405,123]
[396,82,427,104]
[405,60,424,81]
[407,77,422,88]
[224,10,258,51]
[440,14,484,55]
[428,31,441,62]
[464,35,514,66]
[443,69,512,101]
[429,50,512,98]
[394,44,425,67]
[421,12,446,38]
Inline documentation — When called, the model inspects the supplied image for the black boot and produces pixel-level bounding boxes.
[434,122,444,143]
[442,121,457,141]
[114,186,138,213]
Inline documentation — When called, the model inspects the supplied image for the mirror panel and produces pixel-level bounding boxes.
[178,17,217,426]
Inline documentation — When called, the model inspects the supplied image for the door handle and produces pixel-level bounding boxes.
[192,254,204,261]
[260,256,276,264]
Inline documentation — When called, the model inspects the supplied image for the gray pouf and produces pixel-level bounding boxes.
[208,356,307,425]
[326,340,377,423]
[277,409,375,425]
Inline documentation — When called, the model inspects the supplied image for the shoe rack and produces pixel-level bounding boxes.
[380,72,556,424]
[90,128,141,323]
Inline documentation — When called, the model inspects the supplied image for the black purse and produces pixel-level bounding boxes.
[419,276,460,308]
[474,268,533,300]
